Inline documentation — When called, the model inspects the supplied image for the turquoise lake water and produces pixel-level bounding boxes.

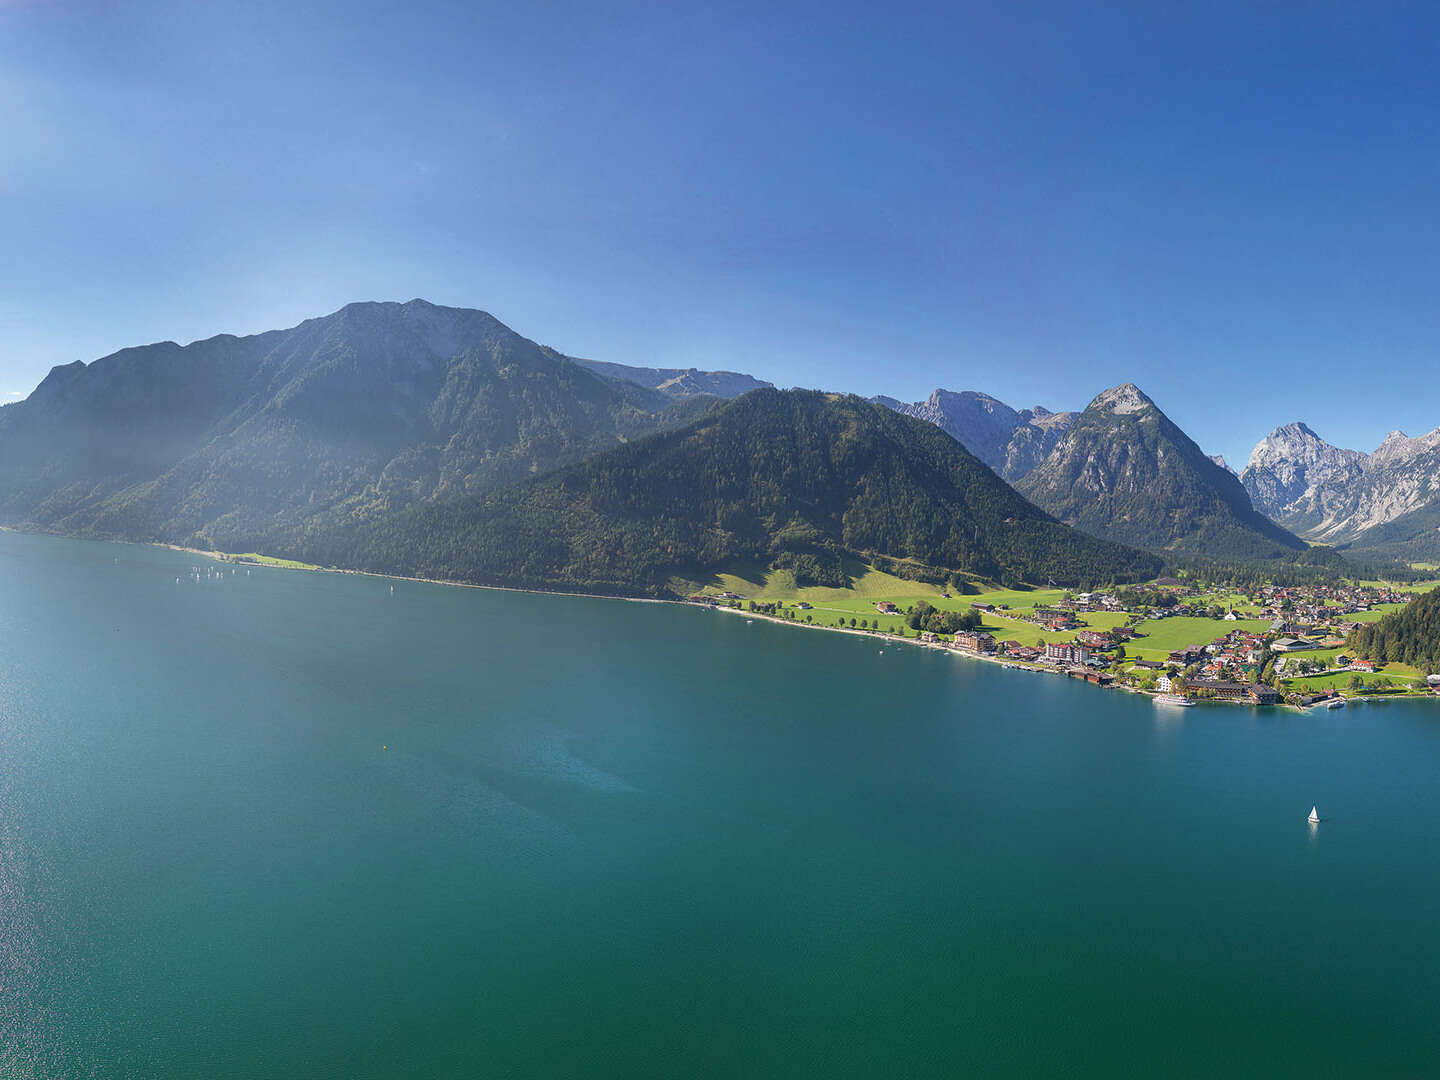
[2,529,1439,1077]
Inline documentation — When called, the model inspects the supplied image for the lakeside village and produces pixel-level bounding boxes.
[690,578,1431,708]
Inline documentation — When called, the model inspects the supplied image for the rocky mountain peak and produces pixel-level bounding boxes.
[1244,421,1344,472]
[1087,383,1154,415]
[1017,385,1306,558]
[875,388,1074,481]
[1369,427,1440,467]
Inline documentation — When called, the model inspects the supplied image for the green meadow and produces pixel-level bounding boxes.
[1123,616,1270,660]
[217,551,323,570]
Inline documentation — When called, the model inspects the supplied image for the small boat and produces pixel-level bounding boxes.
[1308,806,1320,824]
[1327,698,1345,710]
[1156,694,1193,707]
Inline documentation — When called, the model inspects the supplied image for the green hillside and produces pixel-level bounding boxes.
[331,389,1162,596]
[1349,586,1440,673]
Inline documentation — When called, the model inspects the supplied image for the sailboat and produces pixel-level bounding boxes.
[1308,806,1320,824]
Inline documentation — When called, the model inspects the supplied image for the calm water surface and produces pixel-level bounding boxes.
[2,530,1439,1077]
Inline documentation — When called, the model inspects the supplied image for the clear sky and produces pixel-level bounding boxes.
[5,1,1440,468]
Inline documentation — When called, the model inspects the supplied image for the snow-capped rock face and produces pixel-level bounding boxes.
[1240,422,1440,543]
[876,389,1075,481]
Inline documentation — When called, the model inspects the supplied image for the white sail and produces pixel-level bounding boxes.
[1308,806,1320,823]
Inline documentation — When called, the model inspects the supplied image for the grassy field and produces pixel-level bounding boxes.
[216,551,322,570]
[699,567,1156,647]
[1284,669,1425,692]
[972,610,1133,648]
[692,562,1427,662]
[1357,579,1440,593]
[1122,616,1271,660]
[1346,603,1409,623]
[1195,591,1264,614]
[1279,646,1347,667]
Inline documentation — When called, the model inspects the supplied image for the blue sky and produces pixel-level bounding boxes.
[4,1,1440,468]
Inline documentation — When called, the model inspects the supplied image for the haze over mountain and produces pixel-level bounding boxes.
[1016,384,1309,560]
[0,301,1163,595]
[1241,422,1440,548]
[334,389,1161,595]
[874,390,1076,481]
[0,300,712,552]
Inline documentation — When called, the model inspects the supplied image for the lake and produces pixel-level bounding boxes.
[2,529,1438,1077]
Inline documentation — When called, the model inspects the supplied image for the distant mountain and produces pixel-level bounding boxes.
[1240,423,1368,536]
[570,357,771,398]
[1241,423,1440,546]
[334,389,1161,596]
[1016,384,1308,559]
[875,389,1076,481]
[1210,454,1235,474]
[0,300,711,551]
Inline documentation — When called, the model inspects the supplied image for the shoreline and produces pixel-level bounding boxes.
[703,596,1432,712]
[4,525,1427,709]
[155,540,672,604]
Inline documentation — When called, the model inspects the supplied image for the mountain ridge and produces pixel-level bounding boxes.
[569,356,771,399]
[1017,383,1308,560]
[0,299,712,551]
[876,388,1077,480]
[1241,422,1440,545]
[331,389,1162,595]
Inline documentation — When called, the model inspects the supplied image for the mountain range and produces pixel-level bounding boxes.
[872,390,1076,481]
[0,300,1164,595]
[331,389,1161,595]
[0,300,713,553]
[4,297,1423,591]
[1240,423,1440,555]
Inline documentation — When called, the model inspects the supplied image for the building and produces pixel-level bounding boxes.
[1077,630,1111,648]
[1249,685,1282,706]
[1168,645,1206,664]
[1272,637,1316,652]
[952,631,997,654]
[1045,642,1093,665]
[1187,678,1280,705]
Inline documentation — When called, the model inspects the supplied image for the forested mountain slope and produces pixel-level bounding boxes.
[1349,587,1440,672]
[1017,384,1308,560]
[330,389,1162,596]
